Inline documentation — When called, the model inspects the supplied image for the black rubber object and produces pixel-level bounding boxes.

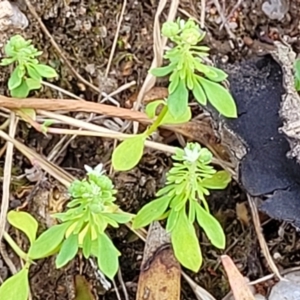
[221,55,300,228]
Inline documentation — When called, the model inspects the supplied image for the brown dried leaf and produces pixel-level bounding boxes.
[221,255,256,300]
[236,202,250,226]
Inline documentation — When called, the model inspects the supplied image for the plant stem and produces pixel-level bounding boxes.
[3,231,28,262]
[145,104,168,137]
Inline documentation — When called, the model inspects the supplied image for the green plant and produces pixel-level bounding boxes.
[133,142,231,272]
[0,35,57,98]
[0,211,40,300]
[151,18,237,119]
[29,164,133,279]
[112,18,237,172]
[294,59,300,91]
[0,164,133,300]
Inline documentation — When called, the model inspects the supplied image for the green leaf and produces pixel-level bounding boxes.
[195,204,225,249]
[17,108,36,121]
[96,233,120,279]
[192,77,207,105]
[295,78,300,92]
[295,59,300,79]
[186,72,194,90]
[169,71,180,94]
[166,208,179,232]
[29,222,70,259]
[31,64,58,78]
[150,64,176,77]
[112,135,145,171]
[7,211,38,245]
[10,80,29,98]
[8,65,24,90]
[201,170,231,189]
[145,100,165,119]
[161,105,191,124]
[56,233,78,268]
[133,195,171,228]
[204,66,228,82]
[0,57,16,66]
[26,64,42,81]
[25,77,41,90]
[82,230,92,258]
[167,79,189,118]
[104,212,133,224]
[198,77,237,118]
[171,209,202,272]
[0,267,29,300]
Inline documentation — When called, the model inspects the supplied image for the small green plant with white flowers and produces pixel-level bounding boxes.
[0,164,133,300]
[29,164,133,279]
[112,18,237,172]
[133,143,231,271]
[0,35,57,98]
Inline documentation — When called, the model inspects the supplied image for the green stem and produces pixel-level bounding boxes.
[145,104,168,137]
[3,231,29,262]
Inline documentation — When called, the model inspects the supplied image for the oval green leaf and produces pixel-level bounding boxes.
[82,230,92,259]
[25,78,41,90]
[7,211,38,245]
[26,64,42,81]
[96,233,120,279]
[133,195,171,229]
[112,136,145,171]
[29,222,70,259]
[198,77,237,118]
[56,233,78,268]
[161,105,191,124]
[201,170,231,189]
[169,71,180,94]
[0,57,16,66]
[150,64,176,77]
[195,204,225,249]
[8,65,23,90]
[167,80,189,118]
[204,66,228,82]
[31,64,58,78]
[192,77,207,105]
[0,267,29,300]
[104,212,133,224]
[11,80,29,98]
[171,209,202,272]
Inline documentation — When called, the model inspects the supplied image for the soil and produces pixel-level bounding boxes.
[1,0,300,299]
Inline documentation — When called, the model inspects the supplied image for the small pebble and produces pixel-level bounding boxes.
[269,280,300,300]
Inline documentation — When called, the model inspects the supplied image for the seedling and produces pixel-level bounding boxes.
[112,18,237,172]
[0,165,133,300]
[133,142,231,272]
[151,18,237,119]
[0,35,57,98]
[29,164,133,279]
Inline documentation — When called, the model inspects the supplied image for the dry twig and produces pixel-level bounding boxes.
[0,113,17,242]
[247,195,283,280]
